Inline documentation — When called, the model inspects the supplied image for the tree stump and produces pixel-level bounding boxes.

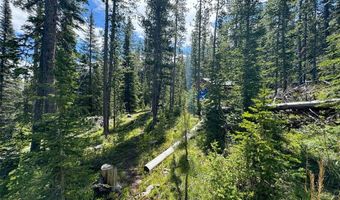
[100,164,117,187]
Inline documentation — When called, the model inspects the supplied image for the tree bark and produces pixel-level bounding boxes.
[302,2,307,83]
[151,2,163,127]
[89,12,93,115]
[281,0,288,91]
[108,0,117,128]
[297,0,303,85]
[196,0,202,117]
[211,0,220,106]
[311,0,318,82]
[31,0,58,151]
[170,0,179,113]
[103,0,109,137]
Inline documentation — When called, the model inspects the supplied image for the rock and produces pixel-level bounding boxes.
[142,184,160,197]
[127,114,132,118]
[162,168,170,175]
[114,183,122,193]
[94,144,103,151]
[142,185,154,197]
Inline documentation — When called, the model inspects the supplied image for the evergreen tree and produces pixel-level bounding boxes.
[6,1,91,199]
[144,0,172,126]
[141,20,153,110]
[169,0,186,113]
[78,11,102,116]
[319,4,340,98]
[0,0,20,195]
[0,0,19,125]
[30,0,58,151]
[262,0,293,92]
[123,17,138,113]
[102,0,110,136]
[237,90,297,199]
[108,0,118,128]
[191,0,211,117]
[229,0,262,109]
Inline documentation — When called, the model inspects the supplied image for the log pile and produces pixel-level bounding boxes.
[272,83,319,102]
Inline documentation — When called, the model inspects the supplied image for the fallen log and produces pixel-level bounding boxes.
[268,98,340,110]
[144,120,204,172]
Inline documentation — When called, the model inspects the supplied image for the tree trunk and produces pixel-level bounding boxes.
[151,2,163,127]
[311,0,318,82]
[89,12,93,115]
[108,0,117,128]
[196,0,202,117]
[170,0,178,113]
[302,3,307,83]
[281,0,288,91]
[322,0,330,49]
[275,23,279,95]
[211,0,220,106]
[31,0,58,151]
[297,0,303,85]
[0,34,5,109]
[103,0,109,137]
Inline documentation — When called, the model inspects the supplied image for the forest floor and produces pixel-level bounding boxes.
[83,110,200,199]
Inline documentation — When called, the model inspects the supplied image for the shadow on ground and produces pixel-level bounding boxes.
[87,113,179,187]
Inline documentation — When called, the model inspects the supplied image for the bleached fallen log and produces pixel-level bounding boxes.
[144,120,204,172]
[268,98,340,110]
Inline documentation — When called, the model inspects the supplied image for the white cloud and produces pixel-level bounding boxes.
[132,0,146,37]
[185,0,197,45]
[9,3,28,33]
[89,0,200,45]
[92,0,107,12]
[75,23,104,48]
[91,0,144,37]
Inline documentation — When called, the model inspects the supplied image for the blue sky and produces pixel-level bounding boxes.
[6,0,197,45]
[7,0,199,47]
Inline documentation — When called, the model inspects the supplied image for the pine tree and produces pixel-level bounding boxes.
[6,1,91,199]
[78,11,102,116]
[196,0,203,117]
[209,0,222,107]
[203,0,227,150]
[0,0,20,195]
[169,0,186,113]
[319,3,340,98]
[262,0,293,92]
[102,0,110,137]
[237,90,293,199]
[30,0,58,151]
[108,0,118,128]
[0,0,19,129]
[297,0,319,84]
[191,0,211,117]
[123,17,138,113]
[230,0,262,109]
[296,0,304,84]
[141,22,152,109]
[145,0,172,126]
